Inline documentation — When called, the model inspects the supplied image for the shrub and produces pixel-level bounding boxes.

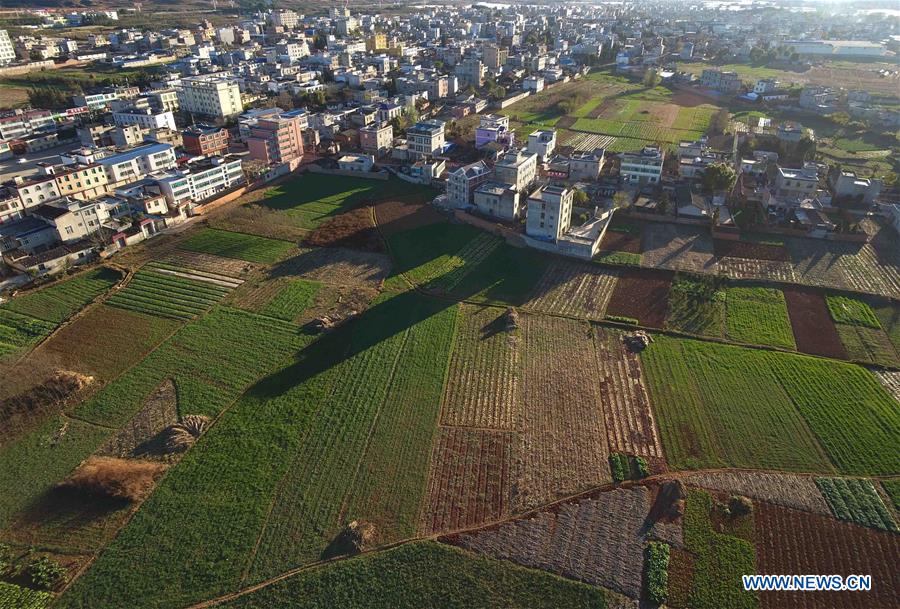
[59,457,166,502]
[728,495,753,517]
[644,541,670,606]
[610,453,627,483]
[635,456,651,479]
[25,556,66,590]
[0,543,13,576]
[606,315,639,326]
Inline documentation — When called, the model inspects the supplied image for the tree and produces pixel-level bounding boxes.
[708,109,730,136]
[613,191,632,209]
[572,189,589,206]
[276,90,294,110]
[642,69,661,88]
[702,163,737,193]
[314,34,328,50]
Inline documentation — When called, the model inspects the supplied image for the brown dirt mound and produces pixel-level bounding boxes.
[601,230,643,254]
[0,371,92,439]
[374,197,443,237]
[304,206,384,253]
[59,457,166,502]
[756,501,900,609]
[714,239,790,262]
[606,269,673,328]
[783,288,847,359]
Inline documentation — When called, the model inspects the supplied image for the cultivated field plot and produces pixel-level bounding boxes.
[517,315,612,510]
[874,371,900,403]
[441,305,521,430]
[272,246,391,287]
[641,223,716,273]
[305,205,383,253]
[0,309,54,360]
[815,477,898,532]
[106,268,233,321]
[421,427,515,535]
[523,259,618,319]
[834,323,899,367]
[0,582,52,609]
[714,257,797,283]
[448,486,683,600]
[230,278,322,323]
[665,276,725,337]
[641,336,833,473]
[158,250,255,278]
[97,379,179,460]
[755,502,900,609]
[713,239,789,262]
[558,131,618,151]
[605,268,672,327]
[0,267,121,324]
[373,196,444,237]
[179,228,295,264]
[786,238,900,299]
[875,304,900,354]
[593,328,663,458]
[725,287,796,350]
[783,288,847,359]
[425,233,503,294]
[682,471,830,515]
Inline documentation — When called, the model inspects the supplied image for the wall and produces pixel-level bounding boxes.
[306,164,389,180]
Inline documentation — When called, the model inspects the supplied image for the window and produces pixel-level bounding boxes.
[65,226,74,235]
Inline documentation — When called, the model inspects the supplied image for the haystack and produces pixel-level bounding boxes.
[503,307,520,331]
[59,457,166,502]
[343,520,377,553]
[623,331,653,352]
[164,414,211,452]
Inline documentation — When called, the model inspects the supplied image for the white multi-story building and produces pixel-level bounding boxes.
[407,120,445,158]
[473,181,521,220]
[494,148,537,194]
[146,89,180,113]
[153,155,245,206]
[526,185,573,241]
[112,108,177,132]
[620,146,664,185]
[269,9,301,29]
[455,57,485,89]
[177,75,243,119]
[446,160,491,208]
[96,142,178,186]
[775,163,819,199]
[0,30,16,65]
[526,129,556,162]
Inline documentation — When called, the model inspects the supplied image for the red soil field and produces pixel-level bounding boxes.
[373,197,443,237]
[605,269,672,328]
[755,502,900,609]
[304,206,384,253]
[713,239,790,262]
[601,230,643,254]
[783,288,847,359]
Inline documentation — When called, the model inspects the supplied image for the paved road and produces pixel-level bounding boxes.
[0,143,82,183]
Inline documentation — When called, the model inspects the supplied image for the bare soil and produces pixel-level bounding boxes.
[304,206,384,253]
[373,196,444,237]
[601,230,643,254]
[713,239,790,262]
[605,269,673,328]
[783,288,847,359]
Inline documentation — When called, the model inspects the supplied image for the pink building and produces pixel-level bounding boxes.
[247,113,305,166]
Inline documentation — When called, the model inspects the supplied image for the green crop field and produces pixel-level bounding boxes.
[180,228,295,264]
[641,336,832,472]
[666,277,724,336]
[826,295,881,328]
[106,269,231,321]
[0,309,54,359]
[260,279,322,321]
[882,479,900,511]
[59,291,459,609]
[387,222,482,285]
[1,267,120,324]
[816,478,898,533]
[0,582,52,609]
[447,241,549,305]
[725,287,796,349]
[834,324,899,367]
[682,490,758,609]
[257,174,435,231]
[874,304,900,353]
[218,542,610,609]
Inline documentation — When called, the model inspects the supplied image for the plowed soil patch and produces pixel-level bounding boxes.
[783,288,847,359]
[756,502,900,609]
[601,230,643,253]
[555,116,577,129]
[714,239,790,262]
[304,206,384,253]
[374,197,443,237]
[606,269,672,328]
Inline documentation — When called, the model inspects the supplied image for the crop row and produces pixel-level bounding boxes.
[0,582,52,609]
[179,228,295,264]
[0,267,120,323]
[426,233,502,293]
[724,287,796,350]
[106,270,230,320]
[815,477,898,533]
[0,309,55,358]
[826,295,881,328]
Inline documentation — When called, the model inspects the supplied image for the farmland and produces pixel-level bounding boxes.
[0,267,121,324]
[0,583,52,609]
[724,287,796,349]
[605,269,672,328]
[684,471,830,515]
[524,260,618,318]
[106,267,236,321]
[665,276,725,337]
[179,228,295,264]
[783,288,847,359]
[815,478,898,532]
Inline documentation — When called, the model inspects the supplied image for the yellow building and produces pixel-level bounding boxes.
[53,164,110,201]
[366,33,387,52]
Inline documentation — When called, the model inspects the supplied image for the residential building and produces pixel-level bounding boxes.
[483,43,507,69]
[700,69,741,93]
[337,153,375,172]
[269,9,300,29]
[366,33,387,52]
[178,75,243,119]
[146,89,180,113]
[153,155,245,206]
[112,108,177,132]
[51,163,109,201]
[10,174,61,210]
[753,79,779,94]
[475,115,512,149]
[832,171,881,204]
[526,129,556,162]
[775,163,820,199]
[407,120,445,158]
[456,57,485,89]
[96,142,178,186]
[0,30,16,66]
[247,112,305,165]
[620,146,664,185]
[526,185,573,241]
[523,76,544,93]
[359,122,393,156]
[446,160,491,207]
[776,122,805,144]
[0,110,55,141]
[473,181,521,220]
[494,148,537,193]
[182,124,230,157]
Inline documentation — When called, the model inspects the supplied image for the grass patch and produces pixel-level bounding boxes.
[725,287,796,349]
[106,270,230,321]
[260,279,322,322]
[666,276,725,337]
[644,542,670,606]
[683,490,758,609]
[874,304,900,353]
[834,324,899,367]
[180,228,294,264]
[816,477,898,533]
[881,479,900,511]
[593,250,642,266]
[1,267,120,323]
[218,542,610,609]
[826,295,880,328]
